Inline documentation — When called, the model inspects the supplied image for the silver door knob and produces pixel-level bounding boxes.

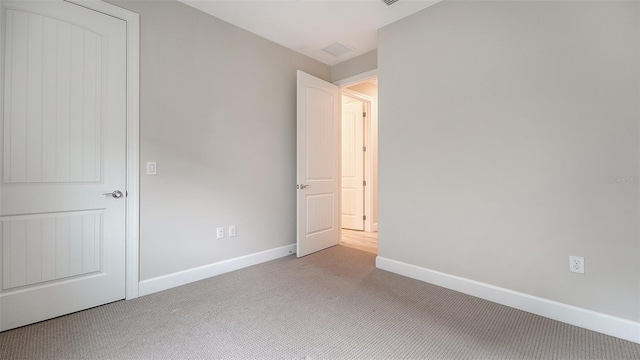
[299,184,310,189]
[103,190,124,199]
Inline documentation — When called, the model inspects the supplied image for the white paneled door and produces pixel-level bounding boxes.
[341,100,364,231]
[0,0,127,331]
[296,71,340,257]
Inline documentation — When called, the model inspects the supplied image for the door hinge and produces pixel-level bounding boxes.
[363,215,367,221]
[363,146,367,152]
[363,112,367,117]
[363,180,367,186]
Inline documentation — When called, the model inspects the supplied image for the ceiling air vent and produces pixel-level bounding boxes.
[381,0,400,6]
[322,42,353,57]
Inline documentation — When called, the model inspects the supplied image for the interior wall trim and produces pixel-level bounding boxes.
[333,69,378,87]
[65,0,141,300]
[376,256,640,344]
[139,244,296,296]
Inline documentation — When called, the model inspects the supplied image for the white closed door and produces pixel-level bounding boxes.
[296,71,340,257]
[341,100,364,231]
[0,0,127,331]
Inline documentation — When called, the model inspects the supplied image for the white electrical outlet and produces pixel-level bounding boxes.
[569,256,584,274]
[146,161,157,175]
[229,225,237,237]
[216,227,224,240]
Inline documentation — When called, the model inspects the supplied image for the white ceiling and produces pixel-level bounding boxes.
[179,0,440,66]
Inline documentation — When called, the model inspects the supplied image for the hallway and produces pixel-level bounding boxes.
[340,229,378,254]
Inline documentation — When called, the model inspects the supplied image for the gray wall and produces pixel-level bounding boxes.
[331,50,377,82]
[378,1,639,321]
[108,0,330,280]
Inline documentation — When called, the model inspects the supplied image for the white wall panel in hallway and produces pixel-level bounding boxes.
[341,99,364,230]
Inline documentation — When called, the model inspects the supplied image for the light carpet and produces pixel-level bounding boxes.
[1,245,640,359]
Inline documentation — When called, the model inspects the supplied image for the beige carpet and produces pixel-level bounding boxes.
[1,245,639,359]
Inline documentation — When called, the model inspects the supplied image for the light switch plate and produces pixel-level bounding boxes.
[146,161,157,175]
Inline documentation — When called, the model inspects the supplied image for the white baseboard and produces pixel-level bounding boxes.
[376,256,640,344]
[139,244,296,297]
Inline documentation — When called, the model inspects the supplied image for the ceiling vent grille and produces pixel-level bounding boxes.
[322,42,354,57]
[381,0,400,6]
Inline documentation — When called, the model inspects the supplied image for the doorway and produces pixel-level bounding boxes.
[339,78,378,254]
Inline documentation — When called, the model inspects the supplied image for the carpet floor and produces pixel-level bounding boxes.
[1,245,639,359]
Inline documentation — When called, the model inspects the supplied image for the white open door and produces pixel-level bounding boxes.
[0,0,127,331]
[341,99,365,231]
[296,71,340,257]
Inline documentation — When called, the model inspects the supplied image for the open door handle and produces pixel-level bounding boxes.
[103,190,124,199]
[297,184,311,190]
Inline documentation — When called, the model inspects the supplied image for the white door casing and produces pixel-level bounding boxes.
[341,99,364,231]
[0,0,130,331]
[341,87,376,233]
[296,71,340,257]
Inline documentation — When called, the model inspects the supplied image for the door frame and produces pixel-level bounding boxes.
[334,69,378,88]
[336,69,378,232]
[341,89,374,232]
[66,0,140,299]
[340,92,368,231]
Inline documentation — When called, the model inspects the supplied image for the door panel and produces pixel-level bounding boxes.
[2,211,102,290]
[296,71,340,257]
[0,0,127,331]
[4,11,103,184]
[341,100,364,230]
